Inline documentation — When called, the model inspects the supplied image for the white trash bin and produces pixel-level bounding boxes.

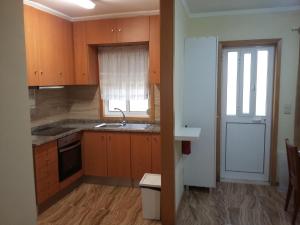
[139,173,161,220]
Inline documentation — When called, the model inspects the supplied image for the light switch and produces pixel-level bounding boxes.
[284,103,292,115]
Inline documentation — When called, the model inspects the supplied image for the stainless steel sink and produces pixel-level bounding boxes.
[94,123,151,130]
[94,123,124,128]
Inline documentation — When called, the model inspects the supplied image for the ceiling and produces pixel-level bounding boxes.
[184,0,300,14]
[27,0,159,18]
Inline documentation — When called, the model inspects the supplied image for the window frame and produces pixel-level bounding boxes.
[100,86,155,122]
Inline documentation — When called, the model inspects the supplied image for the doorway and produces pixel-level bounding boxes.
[217,39,281,184]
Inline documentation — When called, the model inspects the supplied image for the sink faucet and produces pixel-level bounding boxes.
[114,108,127,126]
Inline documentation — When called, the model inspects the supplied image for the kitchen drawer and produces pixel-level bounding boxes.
[36,190,48,204]
[34,156,48,170]
[36,178,49,193]
[35,166,48,180]
[47,150,58,164]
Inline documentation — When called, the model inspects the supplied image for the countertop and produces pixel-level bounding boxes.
[32,119,160,146]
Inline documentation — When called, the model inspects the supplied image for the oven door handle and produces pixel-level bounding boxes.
[59,142,81,153]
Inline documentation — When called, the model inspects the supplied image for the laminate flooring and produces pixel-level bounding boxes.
[177,182,297,225]
[38,183,161,225]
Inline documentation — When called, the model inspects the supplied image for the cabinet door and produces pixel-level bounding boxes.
[107,133,131,178]
[131,134,152,180]
[59,19,75,85]
[73,22,99,85]
[83,132,108,177]
[151,135,161,174]
[86,19,117,44]
[149,16,160,84]
[38,11,60,86]
[73,22,89,84]
[116,17,149,43]
[24,5,40,86]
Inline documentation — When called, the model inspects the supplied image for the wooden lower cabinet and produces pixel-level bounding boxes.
[82,132,161,181]
[131,134,152,180]
[151,135,161,174]
[107,133,131,178]
[34,141,59,204]
[83,132,108,177]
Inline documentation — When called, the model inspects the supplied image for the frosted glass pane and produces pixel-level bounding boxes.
[226,52,238,116]
[108,100,126,112]
[256,50,268,116]
[130,99,149,112]
[242,53,251,114]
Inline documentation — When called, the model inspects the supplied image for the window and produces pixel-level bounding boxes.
[242,53,251,114]
[105,99,149,117]
[98,45,150,118]
[255,50,269,116]
[226,51,238,116]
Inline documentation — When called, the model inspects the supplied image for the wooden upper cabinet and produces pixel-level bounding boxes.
[85,16,149,45]
[86,19,117,44]
[131,134,152,180]
[59,19,75,85]
[107,133,131,178]
[151,134,161,174]
[83,132,108,177]
[149,15,160,84]
[116,16,149,43]
[23,6,75,86]
[24,5,40,86]
[36,10,60,86]
[73,22,99,85]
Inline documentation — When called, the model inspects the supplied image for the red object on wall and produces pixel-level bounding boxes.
[182,141,191,155]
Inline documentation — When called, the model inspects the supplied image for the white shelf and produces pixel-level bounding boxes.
[175,127,201,141]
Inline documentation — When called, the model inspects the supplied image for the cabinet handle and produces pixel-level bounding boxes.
[40,71,43,76]
[34,71,38,76]
[111,28,114,32]
[59,72,63,76]
[118,28,122,32]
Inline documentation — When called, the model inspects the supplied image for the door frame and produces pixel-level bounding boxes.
[216,39,282,185]
[160,0,176,224]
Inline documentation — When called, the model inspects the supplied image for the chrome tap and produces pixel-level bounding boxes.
[114,108,127,126]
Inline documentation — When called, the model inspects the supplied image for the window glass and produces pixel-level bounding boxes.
[226,52,238,116]
[242,53,251,114]
[255,50,268,116]
[108,100,126,112]
[129,99,149,112]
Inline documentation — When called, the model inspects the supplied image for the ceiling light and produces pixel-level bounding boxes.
[66,0,96,9]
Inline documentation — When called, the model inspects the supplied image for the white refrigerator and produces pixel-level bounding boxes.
[182,37,217,188]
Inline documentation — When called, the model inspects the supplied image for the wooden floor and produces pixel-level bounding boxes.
[38,183,161,225]
[39,182,298,225]
[177,182,299,225]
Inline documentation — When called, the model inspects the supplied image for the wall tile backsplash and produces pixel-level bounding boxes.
[29,85,160,127]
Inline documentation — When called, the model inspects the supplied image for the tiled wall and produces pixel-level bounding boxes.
[29,85,160,127]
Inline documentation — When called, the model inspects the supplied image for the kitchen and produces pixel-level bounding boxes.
[2,0,300,224]
[24,0,162,224]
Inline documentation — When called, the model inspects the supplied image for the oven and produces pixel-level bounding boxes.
[58,132,82,182]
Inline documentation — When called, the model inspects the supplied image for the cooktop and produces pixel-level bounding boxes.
[31,126,76,136]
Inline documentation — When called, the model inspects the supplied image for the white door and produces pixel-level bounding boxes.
[221,46,274,182]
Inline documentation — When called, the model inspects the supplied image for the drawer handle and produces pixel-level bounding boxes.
[59,142,81,153]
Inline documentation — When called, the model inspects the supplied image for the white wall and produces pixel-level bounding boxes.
[186,10,300,190]
[0,1,37,224]
[174,0,189,210]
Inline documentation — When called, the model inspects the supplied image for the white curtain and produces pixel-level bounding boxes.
[98,45,149,101]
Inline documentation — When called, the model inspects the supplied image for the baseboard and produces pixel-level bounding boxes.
[220,178,270,185]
